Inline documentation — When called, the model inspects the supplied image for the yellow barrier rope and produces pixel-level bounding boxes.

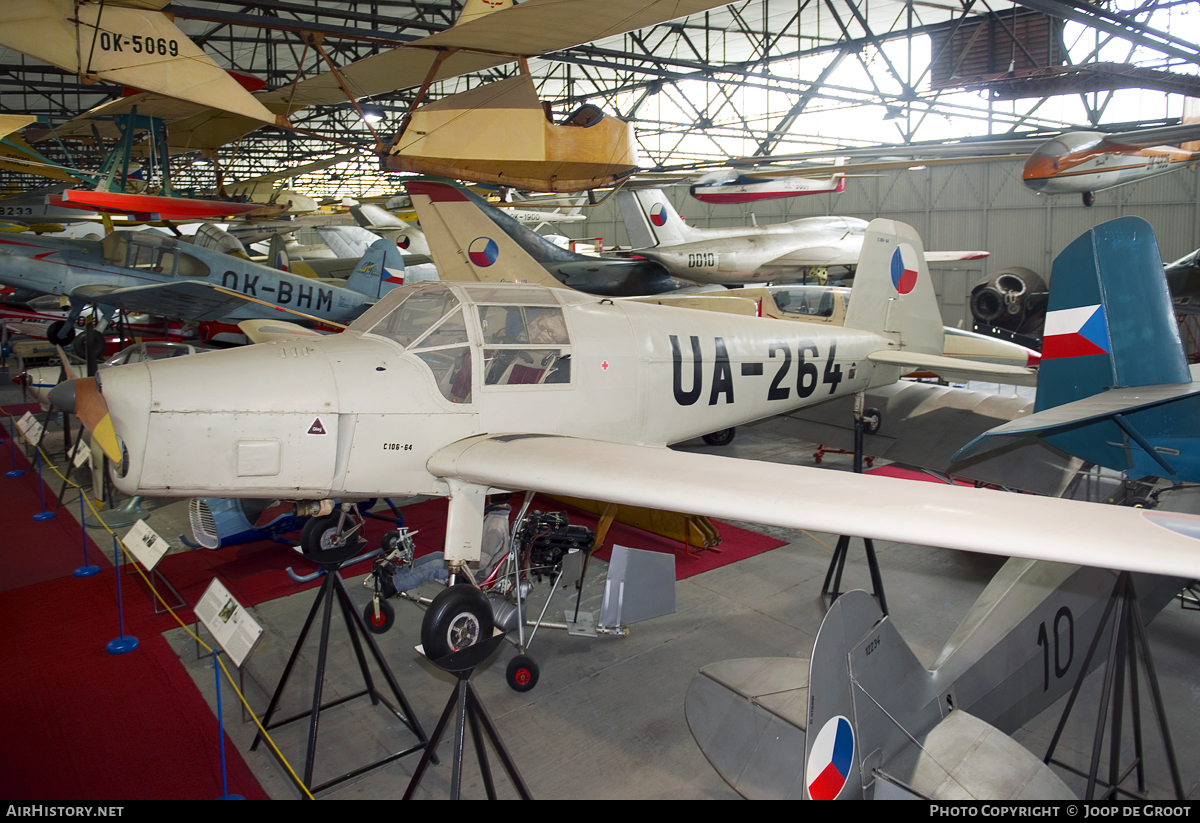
[2,407,315,800]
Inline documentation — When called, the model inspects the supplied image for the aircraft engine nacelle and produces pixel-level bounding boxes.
[101,342,345,498]
[969,267,1047,337]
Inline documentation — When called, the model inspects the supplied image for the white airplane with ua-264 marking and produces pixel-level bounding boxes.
[51,198,1200,666]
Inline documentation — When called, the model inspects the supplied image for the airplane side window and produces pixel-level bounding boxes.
[413,308,469,349]
[176,252,210,278]
[370,290,460,348]
[483,349,570,386]
[478,306,569,346]
[525,307,569,344]
[416,346,472,404]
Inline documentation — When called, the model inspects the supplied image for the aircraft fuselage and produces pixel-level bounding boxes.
[100,281,897,500]
[0,231,375,324]
[1022,131,1198,195]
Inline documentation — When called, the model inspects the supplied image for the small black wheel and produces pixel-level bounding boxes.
[47,320,75,346]
[363,598,395,634]
[420,584,494,661]
[702,427,736,447]
[863,407,882,435]
[299,514,361,564]
[506,654,539,692]
[1082,191,1095,207]
[72,327,105,359]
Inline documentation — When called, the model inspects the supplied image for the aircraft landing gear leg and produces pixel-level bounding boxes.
[1042,571,1184,801]
[821,393,888,615]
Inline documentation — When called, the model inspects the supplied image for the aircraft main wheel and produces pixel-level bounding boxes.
[506,653,539,692]
[421,584,493,661]
[363,598,395,634]
[1082,191,1095,207]
[702,428,736,447]
[863,407,882,435]
[47,320,75,346]
[299,514,361,564]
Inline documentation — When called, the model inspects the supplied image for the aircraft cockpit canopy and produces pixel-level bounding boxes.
[351,283,575,402]
[768,284,848,318]
[101,231,211,279]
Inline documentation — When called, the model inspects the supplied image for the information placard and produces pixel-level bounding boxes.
[123,519,170,571]
[194,578,263,668]
[17,411,43,444]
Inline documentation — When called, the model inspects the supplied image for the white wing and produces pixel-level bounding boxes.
[429,434,1200,580]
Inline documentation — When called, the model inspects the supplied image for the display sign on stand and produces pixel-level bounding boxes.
[195,578,263,669]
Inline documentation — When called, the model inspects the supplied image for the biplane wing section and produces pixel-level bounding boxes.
[0,1,279,125]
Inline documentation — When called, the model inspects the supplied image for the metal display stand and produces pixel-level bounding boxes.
[821,393,889,614]
[250,557,429,796]
[403,633,532,800]
[1043,571,1184,800]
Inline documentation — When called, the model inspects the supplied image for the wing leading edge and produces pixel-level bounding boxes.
[428,433,1200,580]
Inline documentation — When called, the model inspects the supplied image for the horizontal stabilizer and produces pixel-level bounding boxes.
[953,382,1200,464]
[868,350,1035,382]
[685,658,810,800]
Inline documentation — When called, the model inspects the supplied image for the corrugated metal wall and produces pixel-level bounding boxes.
[571,159,1200,328]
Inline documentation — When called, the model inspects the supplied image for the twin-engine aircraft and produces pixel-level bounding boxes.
[0,230,404,343]
[616,188,988,285]
[51,216,1200,596]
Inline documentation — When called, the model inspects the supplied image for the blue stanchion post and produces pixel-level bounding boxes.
[6,416,23,478]
[106,535,137,655]
[213,650,244,800]
[32,449,55,521]
[74,490,99,578]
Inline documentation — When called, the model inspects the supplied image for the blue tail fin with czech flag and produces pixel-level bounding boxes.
[1036,216,1188,412]
[953,216,1200,481]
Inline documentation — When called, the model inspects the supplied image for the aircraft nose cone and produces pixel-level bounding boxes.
[48,379,76,413]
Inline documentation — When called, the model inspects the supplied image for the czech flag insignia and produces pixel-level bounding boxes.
[806,715,855,800]
[650,203,668,227]
[468,237,499,267]
[1042,304,1110,359]
[890,244,919,295]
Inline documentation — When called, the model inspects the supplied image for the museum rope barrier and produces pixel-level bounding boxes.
[1,406,317,800]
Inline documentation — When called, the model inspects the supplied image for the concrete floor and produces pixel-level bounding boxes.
[4,353,1198,801]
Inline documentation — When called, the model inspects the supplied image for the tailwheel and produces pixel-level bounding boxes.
[420,584,494,661]
[363,597,395,634]
[506,654,539,692]
[702,427,735,447]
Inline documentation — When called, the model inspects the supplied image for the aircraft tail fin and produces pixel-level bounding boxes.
[1036,216,1188,412]
[616,188,701,249]
[842,218,944,355]
[266,234,289,272]
[955,217,1197,477]
[456,0,513,26]
[407,180,571,289]
[344,238,406,299]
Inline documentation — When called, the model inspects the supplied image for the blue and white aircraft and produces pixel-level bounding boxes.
[955,216,1200,482]
[0,230,406,344]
